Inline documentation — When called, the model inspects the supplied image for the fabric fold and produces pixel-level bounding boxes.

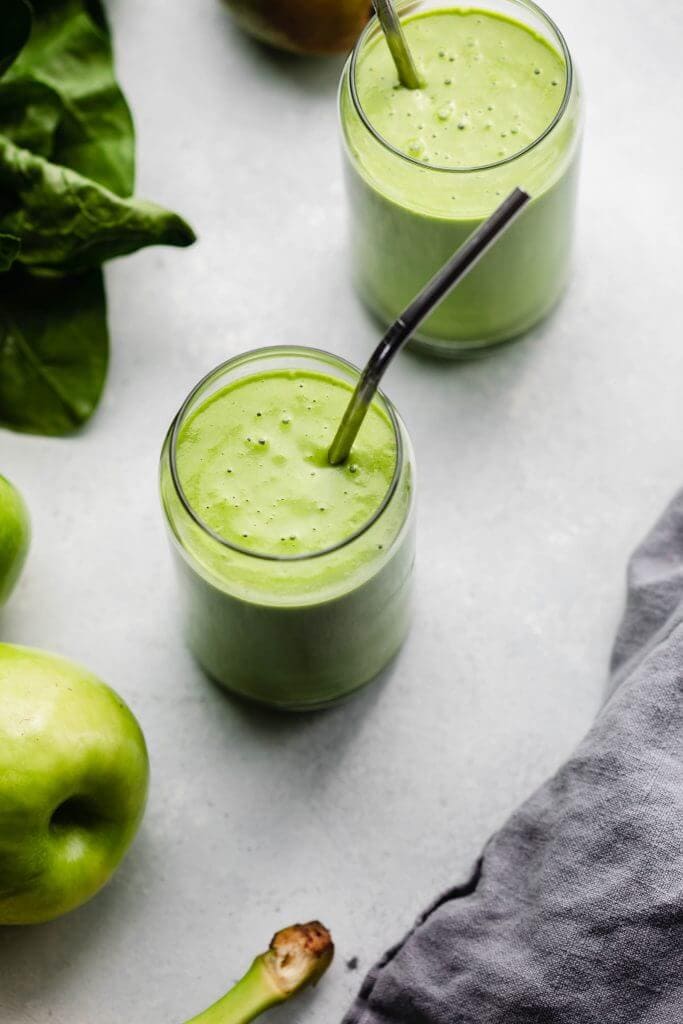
[343,490,683,1024]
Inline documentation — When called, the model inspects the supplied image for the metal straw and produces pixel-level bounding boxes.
[328,188,531,466]
[373,0,424,90]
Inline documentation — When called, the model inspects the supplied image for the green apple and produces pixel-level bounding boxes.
[223,0,370,55]
[0,474,30,608]
[0,644,149,925]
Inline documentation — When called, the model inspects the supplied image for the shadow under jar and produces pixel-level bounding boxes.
[339,0,583,357]
[160,347,416,711]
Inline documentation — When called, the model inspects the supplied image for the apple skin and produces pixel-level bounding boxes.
[223,0,371,55]
[0,475,30,608]
[0,644,149,925]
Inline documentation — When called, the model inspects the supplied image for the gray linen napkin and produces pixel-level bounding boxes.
[343,490,683,1023]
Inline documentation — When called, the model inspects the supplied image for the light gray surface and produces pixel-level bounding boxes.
[0,1,681,1021]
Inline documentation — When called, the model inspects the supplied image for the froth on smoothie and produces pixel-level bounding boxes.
[175,370,397,558]
[355,8,566,170]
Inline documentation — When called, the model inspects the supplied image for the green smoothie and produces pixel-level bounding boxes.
[176,370,397,558]
[340,2,583,354]
[160,350,415,710]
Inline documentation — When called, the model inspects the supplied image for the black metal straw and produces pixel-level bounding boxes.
[328,187,531,466]
[373,0,424,90]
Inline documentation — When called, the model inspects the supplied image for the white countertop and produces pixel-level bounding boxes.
[1,1,682,1020]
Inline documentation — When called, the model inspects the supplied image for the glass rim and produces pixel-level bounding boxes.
[348,0,574,175]
[167,345,405,564]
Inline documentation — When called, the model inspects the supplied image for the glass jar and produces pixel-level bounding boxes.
[160,346,416,711]
[339,0,583,356]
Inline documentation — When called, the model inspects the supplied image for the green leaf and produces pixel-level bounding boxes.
[0,135,195,272]
[0,266,108,434]
[0,79,63,159]
[0,0,32,79]
[0,0,195,436]
[2,0,135,196]
[0,233,19,270]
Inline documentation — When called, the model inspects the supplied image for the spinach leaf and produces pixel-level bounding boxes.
[0,0,195,435]
[0,233,19,271]
[0,0,32,79]
[0,136,194,272]
[0,79,64,160]
[0,0,195,273]
[0,266,108,435]
[2,0,135,196]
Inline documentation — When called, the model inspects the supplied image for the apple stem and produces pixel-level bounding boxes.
[182,922,334,1024]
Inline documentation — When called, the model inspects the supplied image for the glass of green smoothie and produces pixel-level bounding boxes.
[160,347,416,711]
[339,0,583,356]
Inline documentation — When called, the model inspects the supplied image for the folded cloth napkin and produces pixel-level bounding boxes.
[343,490,683,1024]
